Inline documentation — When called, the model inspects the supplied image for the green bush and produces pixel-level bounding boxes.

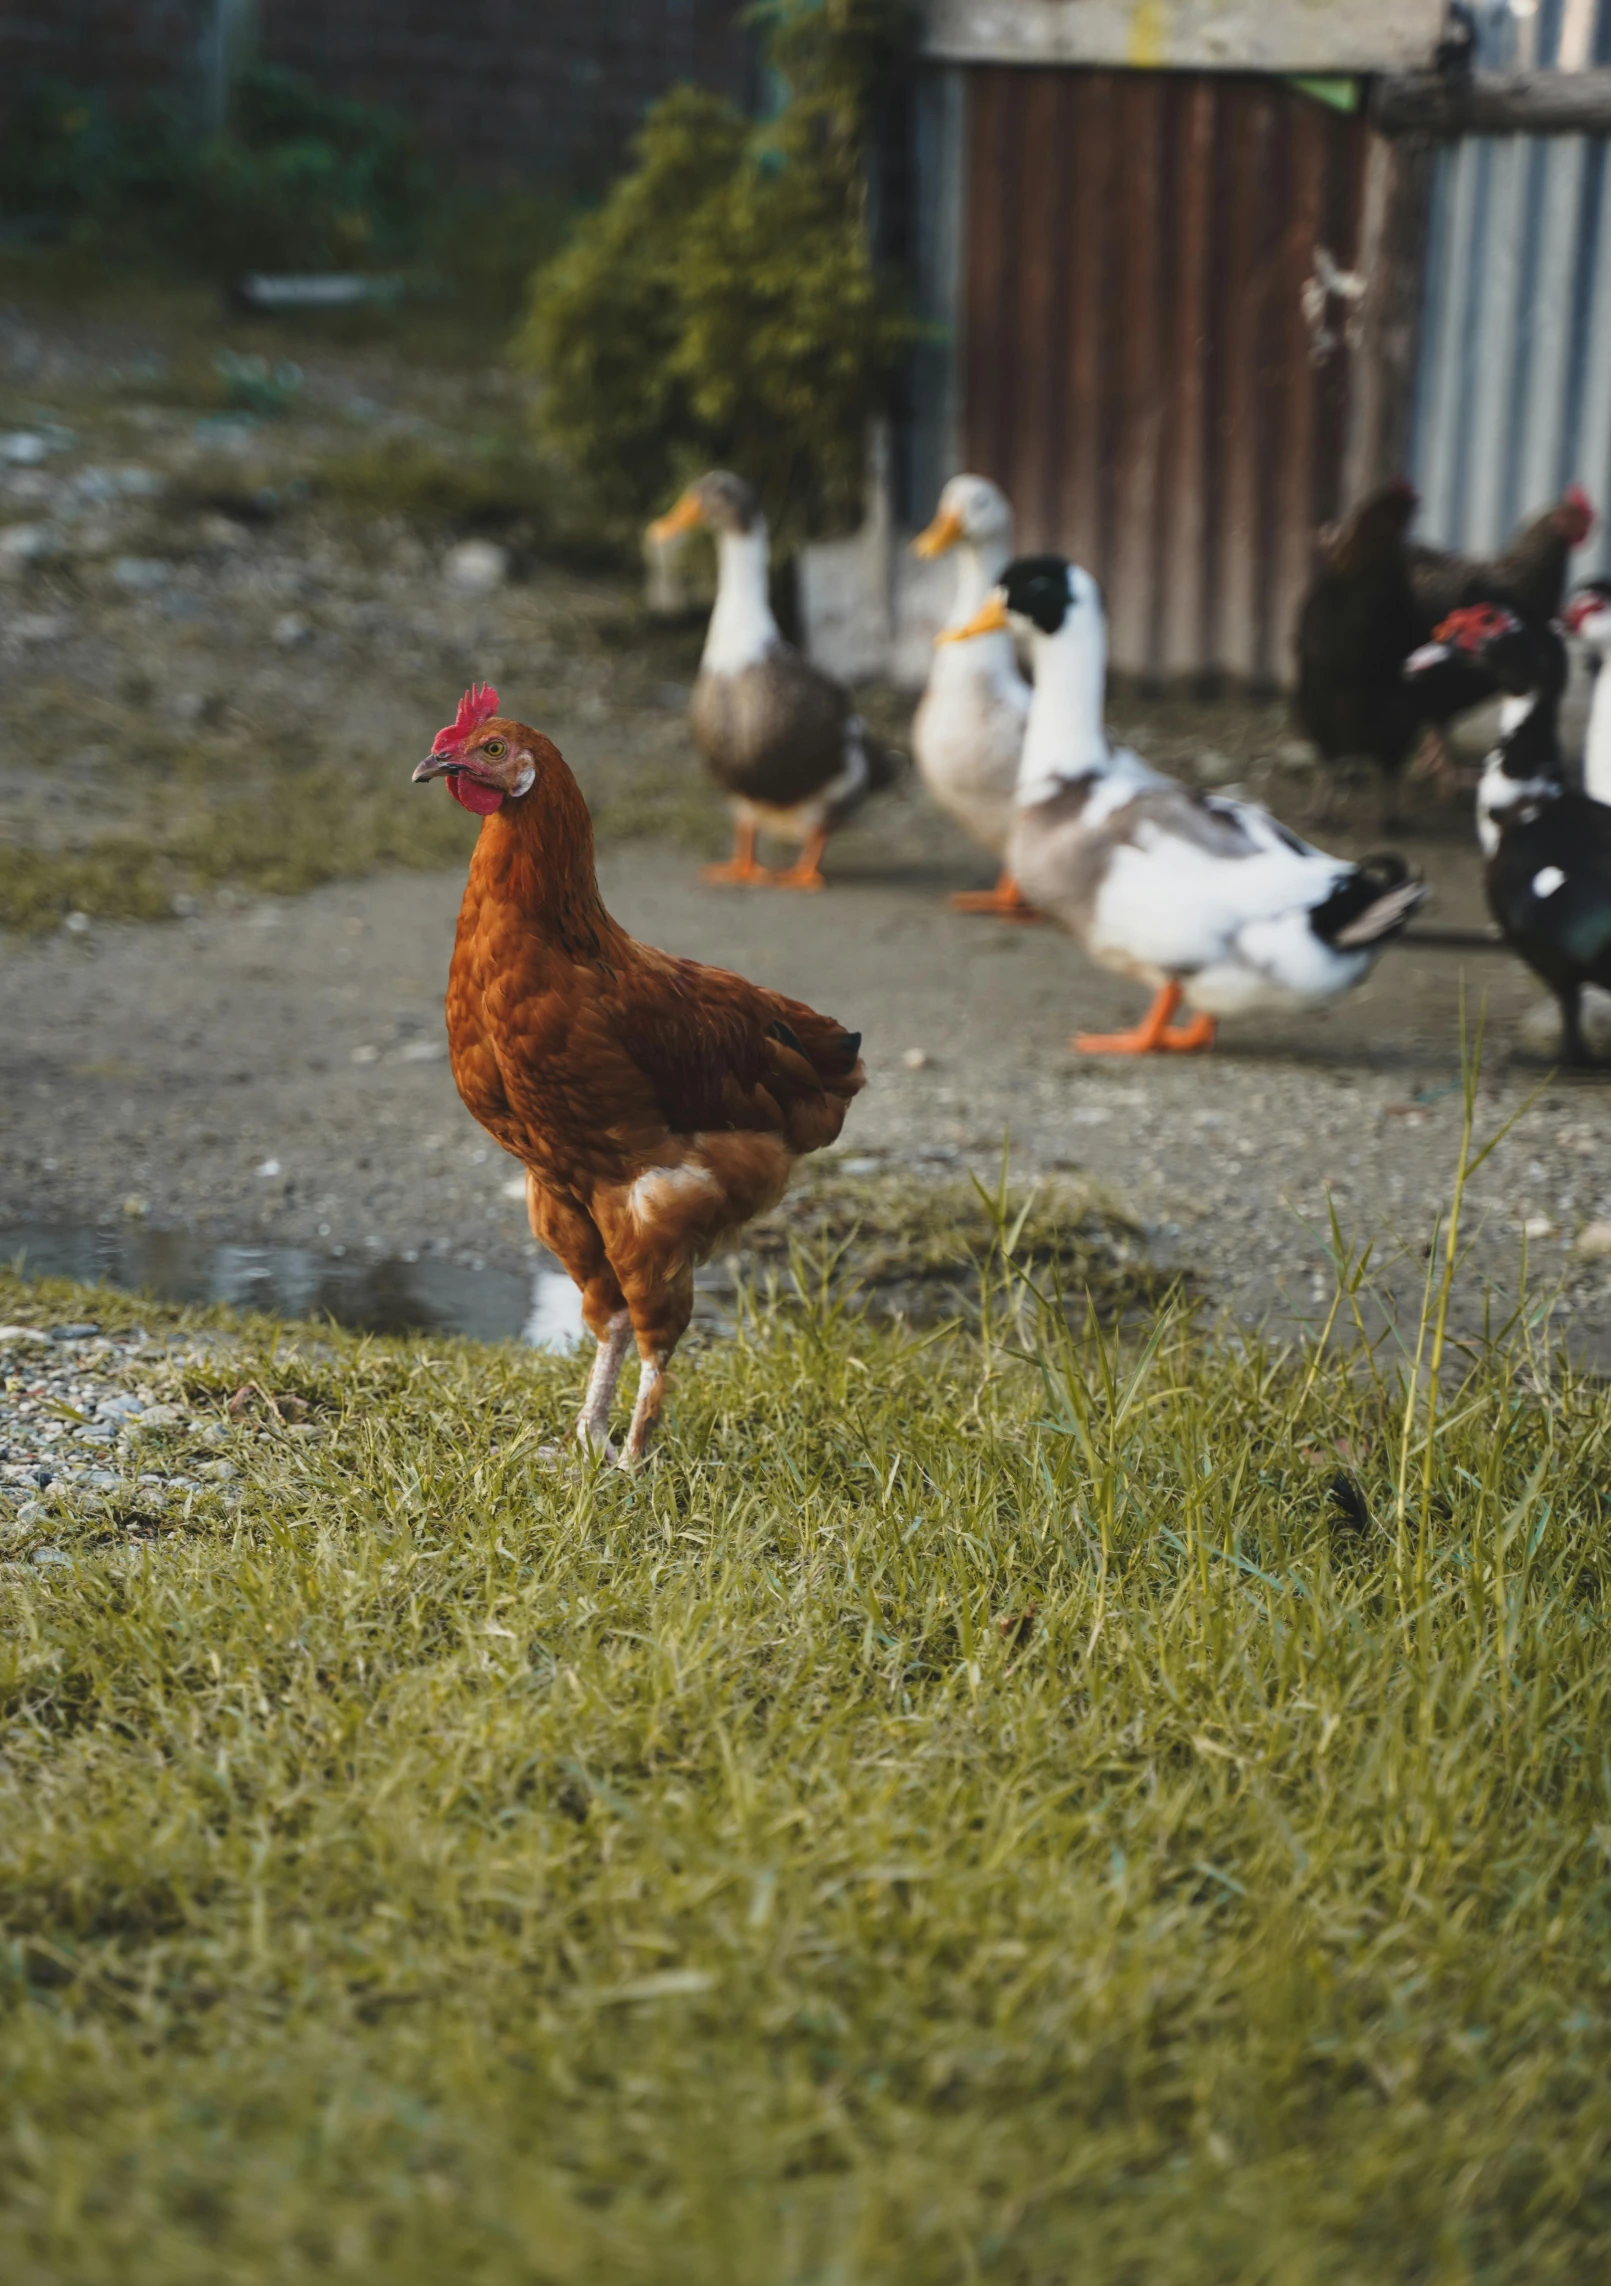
[519,0,917,544]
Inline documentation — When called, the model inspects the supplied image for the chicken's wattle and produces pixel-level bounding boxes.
[450,773,503,816]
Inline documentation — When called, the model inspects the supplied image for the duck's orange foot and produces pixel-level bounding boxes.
[702,856,774,886]
[769,829,829,892]
[951,873,1042,921]
[1073,984,1217,1055]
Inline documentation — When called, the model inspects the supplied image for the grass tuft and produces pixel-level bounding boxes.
[2,1168,1610,2278]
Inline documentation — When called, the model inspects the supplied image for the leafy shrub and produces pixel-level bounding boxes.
[519,0,917,544]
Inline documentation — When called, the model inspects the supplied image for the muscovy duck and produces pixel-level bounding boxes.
[1407,600,1611,1062]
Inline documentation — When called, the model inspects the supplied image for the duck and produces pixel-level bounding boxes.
[910,474,1035,916]
[1406,600,1611,1062]
[942,554,1427,1053]
[1564,578,1611,804]
[647,471,898,892]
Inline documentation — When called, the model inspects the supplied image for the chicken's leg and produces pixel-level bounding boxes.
[951,870,1041,921]
[576,1310,633,1459]
[703,818,772,887]
[1075,981,1217,1055]
[771,828,829,893]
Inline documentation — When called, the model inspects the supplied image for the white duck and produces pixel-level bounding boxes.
[943,554,1426,1052]
[911,475,1034,916]
[1565,579,1611,804]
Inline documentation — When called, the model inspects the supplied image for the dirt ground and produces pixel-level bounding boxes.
[4,279,1611,1362]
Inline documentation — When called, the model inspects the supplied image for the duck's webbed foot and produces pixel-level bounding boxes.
[1075,982,1217,1055]
[770,829,829,893]
[951,871,1042,921]
[703,819,773,887]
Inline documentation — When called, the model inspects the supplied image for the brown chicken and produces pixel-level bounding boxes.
[1406,482,1594,629]
[413,685,866,1466]
[1295,479,1595,816]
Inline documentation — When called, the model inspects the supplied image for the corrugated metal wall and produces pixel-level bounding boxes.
[958,66,1369,687]
[1409,1,1611,569]
[1410,133,1611,570]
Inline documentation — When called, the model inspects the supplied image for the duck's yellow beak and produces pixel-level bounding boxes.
[937,591,1010,644]
[648,491,704,545]
[912,505,965,559]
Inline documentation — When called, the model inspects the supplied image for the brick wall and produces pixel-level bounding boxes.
[256,1,754,188]
[0,1,754,185]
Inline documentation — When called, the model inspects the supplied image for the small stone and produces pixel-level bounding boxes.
[0,523,55,568]
[501,1174,528,1202]
[350,1044,380,1065]
[256,1158,282,1177]
[29,1544,70,1566]
[62,909,91,935]
[392,1039,443,1062]
[49,1323,100,1342]
[171,892,204,919]
[111,556,174,592]
[273,613,312,647]
[122,1194,150,1219]
[0,1325,47,1344]
[902,1048,928,1071]
[1577,1222,1611,1260]
[1195,747,1241,784]
[445,539,508,595]
[10,611,71,644]
[1522,1216,1555,1240]
[1,432,49,466]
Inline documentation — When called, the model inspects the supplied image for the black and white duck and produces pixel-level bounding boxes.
[911,474,1034,916]
[648,471,898,892]
[944,555,1427,1053]
[1407,600,1611,1062]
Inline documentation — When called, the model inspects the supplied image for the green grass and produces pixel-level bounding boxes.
[3,1143,1611,2282]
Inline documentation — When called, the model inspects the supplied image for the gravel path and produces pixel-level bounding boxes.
[4,828,1610,1364]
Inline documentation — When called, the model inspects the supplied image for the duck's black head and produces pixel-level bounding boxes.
[997,555,1102,636]
[1408,601,1565,702]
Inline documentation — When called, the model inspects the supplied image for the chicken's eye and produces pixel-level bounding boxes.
[482,738,506,758]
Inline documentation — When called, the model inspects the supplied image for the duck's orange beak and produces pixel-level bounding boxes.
[912,505,965,559]
[936,591,1010,644]
[647,491,704,545]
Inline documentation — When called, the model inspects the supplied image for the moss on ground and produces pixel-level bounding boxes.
[2,1229,1610,2280]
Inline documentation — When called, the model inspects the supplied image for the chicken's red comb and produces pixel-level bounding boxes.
[1432,602,1518,650]
[1561,483,1596,541]
[432,682,500,755]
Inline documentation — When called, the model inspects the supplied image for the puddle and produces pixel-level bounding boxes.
[0,1222,587,1350]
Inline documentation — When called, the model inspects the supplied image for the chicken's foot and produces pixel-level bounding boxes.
[1075,982,1217,1055]
[770,829,829,893]
[702,819,773,887]
[951,871,1041,921]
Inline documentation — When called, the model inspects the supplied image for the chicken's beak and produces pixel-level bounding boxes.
[412,753,453,782]
[937,591,1010,645]
[912,505,965,559]
[647,492,704,545]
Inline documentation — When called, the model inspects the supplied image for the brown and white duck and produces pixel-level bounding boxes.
[648,471,898,892]
[911,474,1034,916]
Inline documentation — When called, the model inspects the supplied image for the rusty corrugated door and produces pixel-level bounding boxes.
[960,67,1370,688]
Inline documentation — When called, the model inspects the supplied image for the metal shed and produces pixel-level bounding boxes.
[898,1,1449,688]
[1404,2,1611,576]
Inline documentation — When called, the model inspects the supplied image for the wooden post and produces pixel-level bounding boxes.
[1341,128,1433,504]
